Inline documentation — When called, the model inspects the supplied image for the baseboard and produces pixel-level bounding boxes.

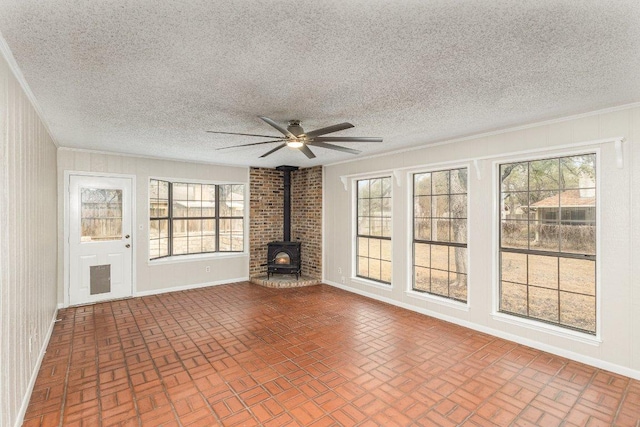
[324,280,640,381]
[14,308,58,427]
[135,277,249,297]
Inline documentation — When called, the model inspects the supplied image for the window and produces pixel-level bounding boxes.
[218,185,245,251]
[356,177,392,283]
[149,180,169,258]
[412,168,468,302]
[81,188,123,242]
[149,179,245,260]
[499,154,596,334]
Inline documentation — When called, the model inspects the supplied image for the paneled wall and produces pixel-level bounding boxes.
[324,105,640,378]
[57,151,250,301]
[0,53,58,426]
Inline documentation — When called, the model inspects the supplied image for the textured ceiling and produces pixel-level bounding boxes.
[0,0,639,168]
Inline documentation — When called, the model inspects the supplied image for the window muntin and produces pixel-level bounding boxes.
[499,154,596,334]
[412,168,468,302]
[149,179,244,260]
[356,177,392,284]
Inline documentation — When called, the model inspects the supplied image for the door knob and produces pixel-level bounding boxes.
[125,234,130,239]
[125,244,131,248]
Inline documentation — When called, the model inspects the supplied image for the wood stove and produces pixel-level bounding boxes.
[267,241,301,279]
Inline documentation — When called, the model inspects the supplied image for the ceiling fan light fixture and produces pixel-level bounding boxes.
[286,139,304,148]
[208,116,382,159]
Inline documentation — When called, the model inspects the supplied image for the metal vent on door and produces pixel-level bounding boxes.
[90,264,111,295]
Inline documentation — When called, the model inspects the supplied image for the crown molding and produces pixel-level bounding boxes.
[326,101,640,167]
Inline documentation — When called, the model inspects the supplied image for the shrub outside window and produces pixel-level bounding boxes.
[149,179,244,260]
[413,168,468,302]
[499,154,596,334]
[356,177,392,284]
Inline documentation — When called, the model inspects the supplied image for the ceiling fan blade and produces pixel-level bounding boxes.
[312,136,383,143]
[305,122,354,138]
[260,143,288,158]
[215,140,285,150]
[258,116,295,138]
[299,144,316,159]
[307,141,361,155]
[206,130,282,138]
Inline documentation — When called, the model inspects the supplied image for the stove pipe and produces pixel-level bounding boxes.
[275,165,298,242]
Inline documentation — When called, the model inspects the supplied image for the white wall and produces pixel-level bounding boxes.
[324,104,640,379]
[57,150,250,304]
[0,52,58,426]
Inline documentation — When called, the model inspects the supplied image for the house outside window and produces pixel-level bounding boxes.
[149,179,244,260]
[499,154,596,334]
[356,177,392,284]
[412,168,468,302]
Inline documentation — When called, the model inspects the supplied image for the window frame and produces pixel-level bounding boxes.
[410,166,470,304]
[148,177,247,261]
[492,149,601,341]
[353,175,393,286]
[217,184,246,252]
[149,179,171,259]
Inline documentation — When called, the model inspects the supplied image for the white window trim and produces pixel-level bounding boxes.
[351,173,394,287]
[148,176,249,262]
[351,276,393,291]
[491,312,602,345]
[148,251,248,266]
[491,147,602,343]
[405,290,470,311]
[404,163,472,306]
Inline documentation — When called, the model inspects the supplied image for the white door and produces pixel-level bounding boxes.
[68,174,133,305]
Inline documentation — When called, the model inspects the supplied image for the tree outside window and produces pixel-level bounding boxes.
[499,154,596,333]
[413,168,468,302]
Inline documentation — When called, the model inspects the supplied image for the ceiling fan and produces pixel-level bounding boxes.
[207,116,382,159]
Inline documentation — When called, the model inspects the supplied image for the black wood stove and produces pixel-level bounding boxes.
[267,241,301,279]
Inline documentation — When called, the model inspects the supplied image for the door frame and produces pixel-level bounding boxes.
[64,170,137,307]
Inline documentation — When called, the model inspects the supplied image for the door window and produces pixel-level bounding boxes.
[81,188,123,242]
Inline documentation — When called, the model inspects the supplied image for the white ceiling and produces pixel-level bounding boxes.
[1,0,639,168]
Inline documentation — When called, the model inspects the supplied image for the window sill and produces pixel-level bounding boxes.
[491,312,601,346]
[350,277,393,291]
[148,252,248,266]
[405,290,470,311]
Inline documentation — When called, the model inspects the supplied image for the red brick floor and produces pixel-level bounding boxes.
[23,283,640,426]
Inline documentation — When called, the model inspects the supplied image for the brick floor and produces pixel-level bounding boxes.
[23,283,640,426]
